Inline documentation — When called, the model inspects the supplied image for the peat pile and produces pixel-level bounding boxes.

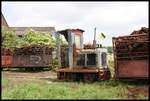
[113,27,149,60]
[84,42,102,49]
[84,42,93,49]
[130,27,149,35]
[13,45,54,55]
[1,48,13,56]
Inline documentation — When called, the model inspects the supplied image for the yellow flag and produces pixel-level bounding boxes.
[100,33,106,40]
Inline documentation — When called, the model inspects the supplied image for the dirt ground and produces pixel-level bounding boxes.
[1,71,149,99]
[126,86,149,99]
[2,70,57,78]
[2,70,57,87]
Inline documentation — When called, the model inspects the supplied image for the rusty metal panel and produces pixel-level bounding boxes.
[116,60,149,78]
[57,68,99,73]
[61,47,69,68]
[113,28,149,79]
[1,56,13,66]
[1,56,6,66]
[11,54,53,68]
[1,45,54,68]
[29,55,43,66]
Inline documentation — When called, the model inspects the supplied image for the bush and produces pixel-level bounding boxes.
[2,27,68,49]
[2,26,20,48]
[103,46,113,53]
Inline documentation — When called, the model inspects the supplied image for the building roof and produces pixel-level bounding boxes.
[57,28,84,36]
[56,29,84,42]
[57,29,84,33]
[1,13,9,27]
[8,27,56,35]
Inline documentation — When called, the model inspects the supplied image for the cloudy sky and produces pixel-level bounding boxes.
[1,1,149,46]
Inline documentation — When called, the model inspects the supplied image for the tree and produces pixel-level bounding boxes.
[1,26,20,48]
[59,35,68,47]
[103,46,113,53]
[18,29,68,49]
[2,27,68,49]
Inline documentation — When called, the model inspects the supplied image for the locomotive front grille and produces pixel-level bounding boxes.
[77,54,85,66]
[101,52,107,66]
[76,53,97,68]
[87,53,96,66]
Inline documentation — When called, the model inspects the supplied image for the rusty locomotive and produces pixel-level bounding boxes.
[55,28,111,82]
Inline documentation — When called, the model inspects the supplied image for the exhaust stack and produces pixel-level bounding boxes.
[93,27,96,49]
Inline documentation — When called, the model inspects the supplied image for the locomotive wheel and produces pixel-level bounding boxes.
[105,70,111,80]
[25,68,33,71]
[84,73,94,83]
[98,70,111,81]
[57,72,61,80]
[69,73,75,82]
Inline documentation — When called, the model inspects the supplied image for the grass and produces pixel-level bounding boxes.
[2,77,15,87]
[2,67,52,73]
[108,61,114,76]
[2,80,130,100]
[2,76,149,100]
[137,94,149,100]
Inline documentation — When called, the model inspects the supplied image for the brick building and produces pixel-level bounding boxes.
[1,13,9,27]
[1,13,56,37]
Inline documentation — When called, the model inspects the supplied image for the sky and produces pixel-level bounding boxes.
[1,1,149,46]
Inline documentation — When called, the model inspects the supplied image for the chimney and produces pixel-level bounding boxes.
[93,27,96,49]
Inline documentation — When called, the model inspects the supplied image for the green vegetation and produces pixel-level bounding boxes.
[2,77,15,87]
[1,26,68,49]
[109,61,114,76]
[137,94,149,100]
[2,78,129,100]
[2,26,20,48]
[51,59,59,72]
[2,76,148,100]
[18,29,57,48]
[103,46,113,53]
